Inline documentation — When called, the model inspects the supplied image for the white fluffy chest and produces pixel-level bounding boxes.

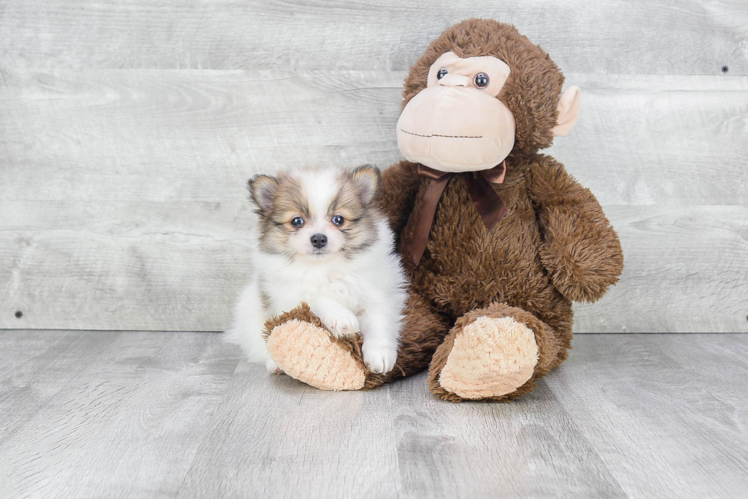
[260,261,369,315]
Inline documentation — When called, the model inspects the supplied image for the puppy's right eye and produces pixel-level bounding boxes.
[290,217,305,228]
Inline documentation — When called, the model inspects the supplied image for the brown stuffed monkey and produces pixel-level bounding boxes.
[263,19,624,401]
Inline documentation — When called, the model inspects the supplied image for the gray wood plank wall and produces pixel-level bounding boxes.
[1,0,747,332]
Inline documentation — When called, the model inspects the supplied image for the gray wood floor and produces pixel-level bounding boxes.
[1,331,746,498]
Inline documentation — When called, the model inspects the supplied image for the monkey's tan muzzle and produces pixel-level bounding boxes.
[397,86,516,173]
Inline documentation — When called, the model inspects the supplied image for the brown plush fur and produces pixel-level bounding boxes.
[381,20,623,400]
[264,19,623,401]
[427,302,567,402]
[263,302,371,380]
[264,297,452,390]
[402,19,565,153]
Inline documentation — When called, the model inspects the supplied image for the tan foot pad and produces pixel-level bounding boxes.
[267,319,366,391]
[440,316,539,399]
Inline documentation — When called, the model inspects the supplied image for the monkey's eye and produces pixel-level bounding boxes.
[331,215,345,226]
[290,217,305,228]
[437,68,448,80]
[474,72,490,89]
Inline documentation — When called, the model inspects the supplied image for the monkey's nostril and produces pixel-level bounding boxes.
[311,233,328,249]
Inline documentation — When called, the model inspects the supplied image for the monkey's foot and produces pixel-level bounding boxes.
[264,304,367,391]
[430,315,539,401]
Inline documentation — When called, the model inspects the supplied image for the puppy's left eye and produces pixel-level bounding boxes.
[331,215,345,226]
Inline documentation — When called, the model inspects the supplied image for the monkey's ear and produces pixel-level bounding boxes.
[552,86,581,137]
[348,165,381,205]
[248,174,279,212]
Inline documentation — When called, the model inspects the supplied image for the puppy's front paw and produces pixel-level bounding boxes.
[362,343,397,374]
[321,310,360,338]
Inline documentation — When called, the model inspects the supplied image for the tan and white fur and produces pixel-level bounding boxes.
[226,165,407,375]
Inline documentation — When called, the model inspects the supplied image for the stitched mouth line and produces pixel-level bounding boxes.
[400,129,483,139]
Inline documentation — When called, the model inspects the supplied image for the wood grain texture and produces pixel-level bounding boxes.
[3,202,746,332]
[0,330,120,445]
[388,375,626,498]
[1,69,747,205]
[0,68,404,203]
[546,334,748,498]
[1,67,747,332]
[1,331,747,498]
[1,0,746,75]
[547,73,748,207]
[574,205,748,334]
[0,330,239,498]
[0,200,255,331]
[642,334,748,430]
[177,359,402,498]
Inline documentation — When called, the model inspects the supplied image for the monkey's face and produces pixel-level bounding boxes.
[397,51,516,173]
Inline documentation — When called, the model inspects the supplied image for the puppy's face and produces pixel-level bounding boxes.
[248,166,381,261]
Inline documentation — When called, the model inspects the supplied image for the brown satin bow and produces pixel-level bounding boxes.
[410,162,508,265]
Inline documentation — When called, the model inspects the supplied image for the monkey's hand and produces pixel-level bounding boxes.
[530,156,624,303]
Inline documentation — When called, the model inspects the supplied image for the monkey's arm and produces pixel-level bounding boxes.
[529,156,623,303]
[378,161,421,237]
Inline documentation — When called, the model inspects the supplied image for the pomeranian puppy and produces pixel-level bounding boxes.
[226,165,408,375]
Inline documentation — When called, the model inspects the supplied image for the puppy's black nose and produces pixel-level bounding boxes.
[310,233,328,249]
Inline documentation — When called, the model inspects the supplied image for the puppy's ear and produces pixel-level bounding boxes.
[247,174,279,213]
[347,165,381,206]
